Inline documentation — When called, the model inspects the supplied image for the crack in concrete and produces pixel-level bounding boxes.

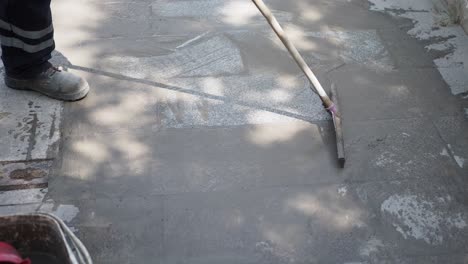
[25,112,38,161]
[49,111,57,140]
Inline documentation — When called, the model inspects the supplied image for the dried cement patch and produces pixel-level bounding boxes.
[381,194,467,245]
[102,35,244,80]
[94,29,393,127]
[96,33,330,127]
[147,88,320,129]
[447,144,466,168]
[169,72,329,122]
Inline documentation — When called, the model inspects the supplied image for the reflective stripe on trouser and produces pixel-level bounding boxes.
[0,18,54,52]
[0,0,55,76]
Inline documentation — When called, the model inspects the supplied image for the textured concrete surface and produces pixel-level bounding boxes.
[0,76,61,161]
[1,0,468,263]
[0,52,69,162]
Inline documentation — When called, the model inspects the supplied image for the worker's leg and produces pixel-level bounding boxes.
[1,0,55,77]
[0,0,89,101]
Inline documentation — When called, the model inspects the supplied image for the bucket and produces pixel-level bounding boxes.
[0,214,92,264]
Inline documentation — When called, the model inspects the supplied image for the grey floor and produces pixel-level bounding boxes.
[1,0,468,263]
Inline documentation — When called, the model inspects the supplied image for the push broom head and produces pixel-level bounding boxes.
[329,83,346,168]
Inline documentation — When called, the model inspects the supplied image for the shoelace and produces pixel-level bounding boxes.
[48,66,63,76]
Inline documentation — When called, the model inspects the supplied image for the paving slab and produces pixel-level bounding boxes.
[377,28,437,68]
[53,1,153,39]
[302,30,394,70]
[261,0,400,31]
[77,226,163,264]
[0,85,62,161]
[72,197,164,264]
[63,37,178,58]
[55,121,341,199]
[163,179,468,263]
[61,72,327,135]
[0,51,70,162]
[368,0,468,98]
[342,118,460,182]
[150,0,294,27]
[329,66,462,122]
[0,188,47,206]
[51,130,157,199]
[433,115,468,181]
[46,174,96,203]
[61,25,412,135]
[0,203,41,216]
[162,185,382,264]
[98,34,245,80]
[60,73,165,134]
[150,121,340,195]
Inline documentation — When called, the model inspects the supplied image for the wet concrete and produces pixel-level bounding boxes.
[1,0,468,263]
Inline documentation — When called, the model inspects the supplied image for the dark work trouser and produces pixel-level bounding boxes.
[0,0,55,78]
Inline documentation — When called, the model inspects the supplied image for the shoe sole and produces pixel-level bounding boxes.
[5,76,90,102]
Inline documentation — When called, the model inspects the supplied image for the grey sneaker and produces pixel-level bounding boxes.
[5,66,90,101]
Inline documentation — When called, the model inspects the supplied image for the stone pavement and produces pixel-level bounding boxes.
[1,0,468,263]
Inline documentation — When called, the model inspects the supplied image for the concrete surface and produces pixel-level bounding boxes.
[369,0,468,98]
[1,0,468,263]
[464,3,468,33]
